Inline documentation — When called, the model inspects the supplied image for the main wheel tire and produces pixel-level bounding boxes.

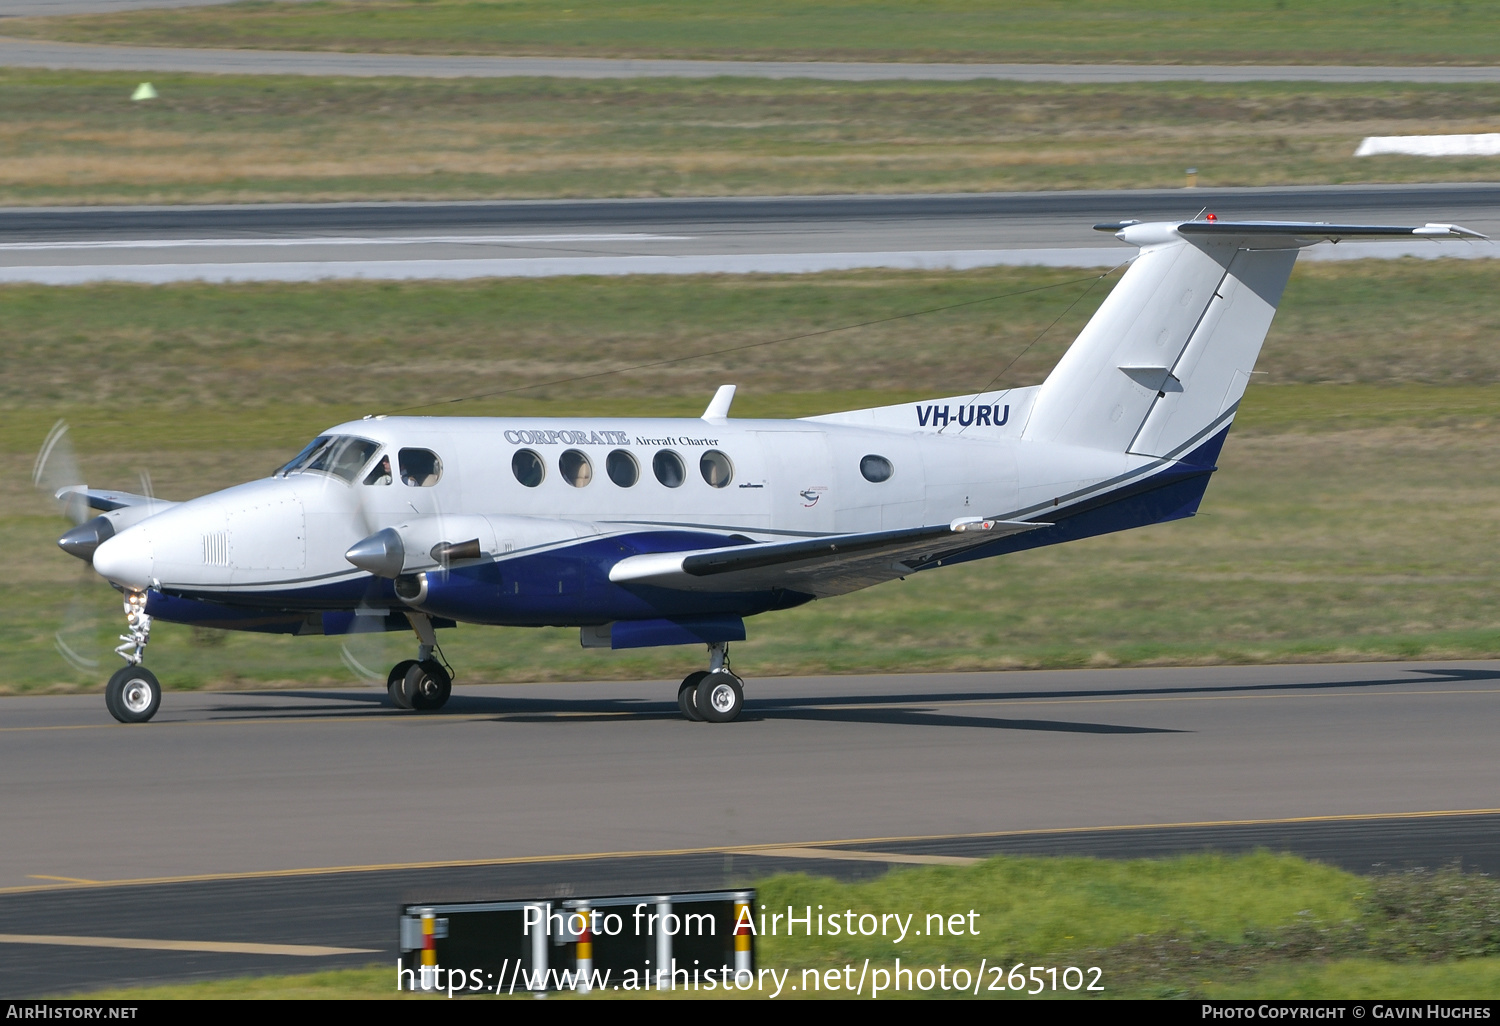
[387,659,418,710]
[401,659,452,712]
[695,672,744,723]
[678,670,709,721]
[105,665,161,724]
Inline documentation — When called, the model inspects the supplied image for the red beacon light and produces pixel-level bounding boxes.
[1206,212,1217,221]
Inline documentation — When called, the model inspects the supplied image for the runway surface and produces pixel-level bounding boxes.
[2,660,1498,992]
[2,185,1497,284]
[4,34,1500,83]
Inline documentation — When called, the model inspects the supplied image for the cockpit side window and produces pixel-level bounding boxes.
[399,448,443,487]
[363,454,393,486]
[276,435,380,484]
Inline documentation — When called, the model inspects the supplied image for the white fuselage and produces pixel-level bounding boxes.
[90,386,1148,600]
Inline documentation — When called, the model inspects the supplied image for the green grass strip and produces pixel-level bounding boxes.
[9,0,1500,65]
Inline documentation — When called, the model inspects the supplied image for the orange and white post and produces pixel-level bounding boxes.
[733,892,753,979]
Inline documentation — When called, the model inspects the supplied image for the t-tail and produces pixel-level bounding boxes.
[1020,218,1485,465]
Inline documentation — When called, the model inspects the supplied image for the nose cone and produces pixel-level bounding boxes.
[346,527,405,579]
[58,515,115,563]
[92,528,154,590]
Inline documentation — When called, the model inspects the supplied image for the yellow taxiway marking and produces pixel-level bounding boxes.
[6,807,1500,897]
[0,933,376,957]
[741,847,980,866]
[25,875,100,884]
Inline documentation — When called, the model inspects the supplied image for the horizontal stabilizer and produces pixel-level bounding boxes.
[1094,220,1487,242]
[609,518,1047,598]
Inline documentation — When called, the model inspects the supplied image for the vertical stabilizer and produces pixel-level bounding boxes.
[1020,218,1483,459]
[1020,222,1295,459]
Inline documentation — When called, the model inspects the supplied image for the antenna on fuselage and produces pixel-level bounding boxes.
[702,384,737,421]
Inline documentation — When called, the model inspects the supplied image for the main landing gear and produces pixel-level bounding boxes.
[677,642,744,723]
[386,612,452,712]
[105,589,162,723]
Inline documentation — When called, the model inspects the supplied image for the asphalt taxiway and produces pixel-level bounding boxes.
[1,185,1497,284]
[2,660,1497,993]
[5,34,1500,83]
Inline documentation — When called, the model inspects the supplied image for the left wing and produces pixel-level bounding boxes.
[609,518,1047,598]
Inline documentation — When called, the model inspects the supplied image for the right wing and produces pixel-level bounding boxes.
[58,486,178,514]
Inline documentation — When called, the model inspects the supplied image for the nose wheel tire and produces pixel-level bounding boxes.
[695,672,744,723]
[105,665,161,723]
[386,659,418,710]
[678,671,708,721]
[401,659,452,712]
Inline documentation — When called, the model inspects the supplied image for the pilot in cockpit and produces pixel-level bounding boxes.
[364,455,393,486]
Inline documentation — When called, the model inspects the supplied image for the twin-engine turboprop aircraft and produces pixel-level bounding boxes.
[49,218,1483,723]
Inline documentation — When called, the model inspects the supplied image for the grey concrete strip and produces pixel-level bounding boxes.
[0,932,377,956]
[5,185,1500,236]
[0,240,1491,284]
[3,36,1500,81]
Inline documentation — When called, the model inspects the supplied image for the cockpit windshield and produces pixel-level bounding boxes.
[274,435,381,483]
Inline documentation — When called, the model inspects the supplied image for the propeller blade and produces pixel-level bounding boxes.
[32,420,88,525]
[339,605,397,683]
[339,640,386,683]
[54,563,105,672]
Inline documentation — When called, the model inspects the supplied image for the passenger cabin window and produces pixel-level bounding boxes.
[275,435,380,484]
[560,449,593,487]
[362,454,393,486]
[512,449,545,488]
[700,450,733,488]
[860,455,894,483]
[606,449,639,487]
[653,450,685,488]
[399,448,443,487]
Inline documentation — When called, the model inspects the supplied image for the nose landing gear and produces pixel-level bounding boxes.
[105,589,161,724]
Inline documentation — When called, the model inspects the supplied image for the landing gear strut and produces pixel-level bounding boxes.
[679,642,744,723]
[105,589,161,723]
[386,612,452,712]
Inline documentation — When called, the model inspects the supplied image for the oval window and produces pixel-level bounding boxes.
[699,450,733,488]
[606,449,639,487]
[559,449,593,488]
[512,449,545,488]
[399,448,443,487]
[653,450,685,488]
[860,455,894,483]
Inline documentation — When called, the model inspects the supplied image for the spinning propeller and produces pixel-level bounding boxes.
[32,421,105,672]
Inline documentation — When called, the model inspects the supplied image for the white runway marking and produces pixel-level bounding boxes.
[1357,133,1500,157]
[0,240,1493,284]
[0,233,691,251]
